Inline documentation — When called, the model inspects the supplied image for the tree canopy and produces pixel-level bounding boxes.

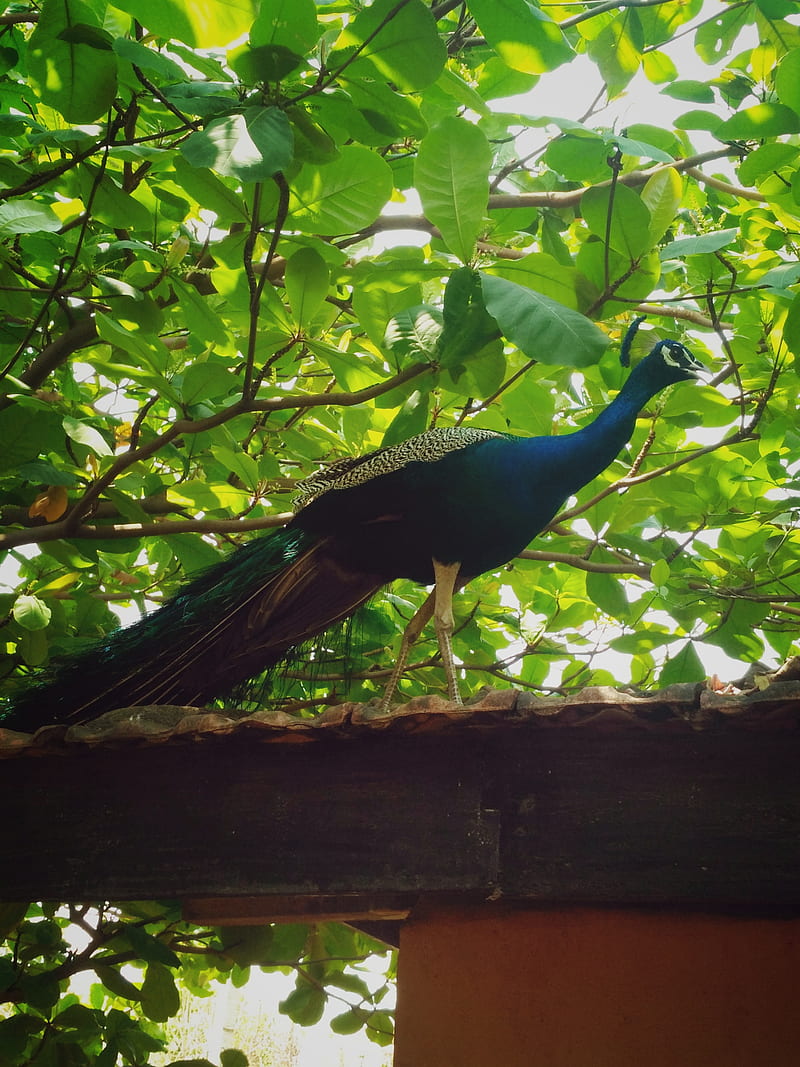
[2,0,800,705]
[2,0,800,1059]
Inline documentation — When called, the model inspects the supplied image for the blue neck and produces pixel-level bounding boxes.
[551,366,660,492]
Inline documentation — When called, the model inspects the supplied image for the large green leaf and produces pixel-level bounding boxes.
[716,102,800,140]
[775,48,800,113]
[587,10,644,96]
[694,2,749,63]
[438,267,501,374]
[27,0,117,121]
[662,79,715,103]
[180,106,294,181]
[113,0,258,48]
[0,201,61,235]
[661,228,739,258]
[581,184,653,261]
[640,167,683,247]
[484,253,580,308]
[415,117,492,263]
[480,272,608,367]
[332,0,445,91]
[658,641,706,685]
[469,0,573,74]
[12,595,52,632]
[384,305,443,362]
[140,962,180,1023]
[285,246,330,330]
[250,0,319,54]
[288,146,393,233]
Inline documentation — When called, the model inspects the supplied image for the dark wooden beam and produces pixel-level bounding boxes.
[4,687,800,915]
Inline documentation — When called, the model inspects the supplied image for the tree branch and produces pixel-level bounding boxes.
[518,549,650,579]
[1,361,433,550]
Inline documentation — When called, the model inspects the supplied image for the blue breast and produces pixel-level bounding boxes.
[294,434,579,583]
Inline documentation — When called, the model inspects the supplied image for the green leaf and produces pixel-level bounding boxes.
[285,247,330,330]
[661,228,738,258]
[0,902,28,940]
[587,10,644,96]
[171,157,249,221]
[642,49,676,84]
[58,22,114,49]
[694,4,749,64]
[674,109,724,134]
[13,595,52,632]
[333,0,445,91]
[614,132,675,164]
[0,1014,44,1060]
[140,962,180,1023]
[18,972,61,1013]
[170,279,231,347]
[479,272,608,368]
[122,925,181,969]
[662,79,716,103]
[585,571,629,621]
[543,132,608,182]
[250,0,319,55]
[438,267,501,373]
[112,36,186,81]
[384,305,442,362]
[469,0,573,74]
[415,117,492,263]
[287,105,339,164]
[279,982,325,1027]
[782,293,800,356]
[62,416,113,457]
[219,926,275,968]
[775,49,800,113]
[365,1010,395,1046]
[181,107,293,182]
[220,1050,249,1067]
[179,362,236,405]
[330,1008,365,1035]
[339,73,427,140]
[94,964,141,1002]
[95,311,167,370]
[229,43,305,84]
[211,446,259,491]
[716,102,800,140]
[0,201,61,235]
[381,389,430,448]
[266,924,309,962]
[485,253,579,307]
[113,0,258,48]
[737,143,798,186]
[640,167,683,247]
[581,184,653,260]
[289,147,393,234]
[659,641,706,686]
[650,558,670,587]
[28,0,117,122]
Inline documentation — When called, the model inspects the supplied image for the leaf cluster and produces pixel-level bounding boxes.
[0,902,395,1064]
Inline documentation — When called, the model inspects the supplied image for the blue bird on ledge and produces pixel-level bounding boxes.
[2,338,703,730]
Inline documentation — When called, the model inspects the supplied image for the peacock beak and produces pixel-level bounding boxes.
[686,354,706,379]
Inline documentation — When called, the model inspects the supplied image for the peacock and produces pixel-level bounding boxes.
[1,338,703,732]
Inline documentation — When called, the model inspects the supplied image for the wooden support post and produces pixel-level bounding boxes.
[395,904,800,1067]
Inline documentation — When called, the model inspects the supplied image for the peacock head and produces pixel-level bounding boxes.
[636,339,704,389]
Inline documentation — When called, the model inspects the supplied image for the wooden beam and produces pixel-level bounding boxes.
[4,687,800,913]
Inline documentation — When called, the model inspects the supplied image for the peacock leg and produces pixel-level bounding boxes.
[379,591,435,711]
[432,558,463,704]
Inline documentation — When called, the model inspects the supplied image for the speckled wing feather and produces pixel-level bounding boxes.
[294,426,505,510]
